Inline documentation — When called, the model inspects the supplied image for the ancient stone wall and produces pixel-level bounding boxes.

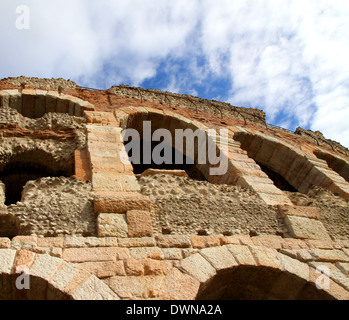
[0,77,348,300]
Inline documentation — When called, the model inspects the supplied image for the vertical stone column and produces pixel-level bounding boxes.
[85,111,153,238]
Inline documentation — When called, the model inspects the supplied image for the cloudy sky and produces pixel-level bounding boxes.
[1,0,349,148]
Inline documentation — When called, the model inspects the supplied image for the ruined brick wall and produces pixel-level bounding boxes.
[0,77,348,301]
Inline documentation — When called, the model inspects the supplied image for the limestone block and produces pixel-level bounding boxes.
[124,258,144,276]
[158,268,200,300]
[200,246,238,271]
[0,249,16,274]
[297,167,326,193]
[289,157,319,188]
[49,262,91,296]
[71,275,120,300]
[62,247,126,263]
[13,249,36,270]
[92,173,140,193]
[268,144,294,175]
[127,210,153,238]
[285,216,331,241]
[94,193,152,214]
[161,248,183,260]
[22,92,36,118]
[278,253,310,280]
[9,92,22,113]
[117,237,156,248]
[45,91,59,113]
[88,140,123,157]
[226,245,257,266]
[28,254,66,299]
[245,135,263,158]
[155,235,191,248]
[336,262,349,276]
[257,192,293,206]
[113,109,129,128]
[0,238,11,249]
[251,235,283,250]
[87,127,123,144]
[56,97,69,114]
[80,261,126,278]
[129,247,164,260]
[179,253,217,283]
[97,213,128,238]
[310,249,349,263]
[90,155,130,174]
[248,246,281,269]
[0,91,11,108]
[254,137,281,165]
[278,205,320,220]
[34,93,46,118]
[85,111,117,126]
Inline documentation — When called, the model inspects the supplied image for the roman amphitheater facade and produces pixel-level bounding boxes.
[0,77,348,300]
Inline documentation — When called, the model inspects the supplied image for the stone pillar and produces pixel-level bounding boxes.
[85,111,153,238]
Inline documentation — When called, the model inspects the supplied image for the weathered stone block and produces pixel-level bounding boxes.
[22,93,36,118]
[94,193,152,214]
[62,247,121,263]
[0,249,16,274]
[226,245,256,266]
[278,204,320,220]
[179,253,216,283]
[158,268,200,300]
[0,238,11,249]
[285,216,331,241]
[92,173,140,193]
[29,254,65,284]
[71,275,120,300]
[257,192,293,206]
[127,210,153,238]
[310,249,349,263]
[97,213,128,238]
[79,261,126,278]
[200,246,238,271]
[249,246,281,269]
[124,258,144,276]
[251,235,283,250]
[278,252,310,280]
[117,237,156,248]
[129,247,164,260]
[155,235,191,248]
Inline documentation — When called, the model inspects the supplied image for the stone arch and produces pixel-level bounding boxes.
[196,265,336,300]
[115,107,227,182]
[0,89,95,119]
[233,131,349,199]
[314,150,349,183]
[0,249,119,300]
[159,245,348,300]
[0,147,74,206]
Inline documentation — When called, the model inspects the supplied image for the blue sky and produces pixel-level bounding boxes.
[1,0,349,148]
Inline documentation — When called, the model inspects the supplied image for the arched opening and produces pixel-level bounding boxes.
[0,150,74,206]
[314,150,349,183]
[258,163,298,192]
[122,111,213,181]
[125,139,206,181]
[234,132,313,194]
[0,273,71,300]
[196,266,336,300]
[0,90,91,119]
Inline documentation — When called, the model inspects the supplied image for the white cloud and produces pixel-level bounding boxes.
[0,0,349,147]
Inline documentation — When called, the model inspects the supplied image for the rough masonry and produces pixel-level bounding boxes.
[0,77,348,300]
